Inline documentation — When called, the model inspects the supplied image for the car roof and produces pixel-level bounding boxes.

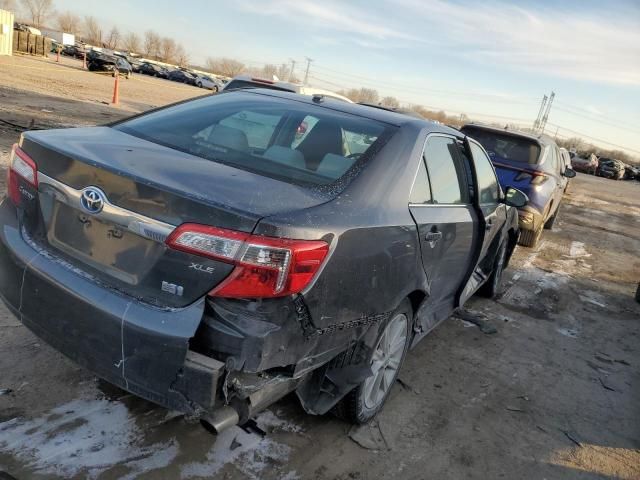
[461,123,556,146]
[225,89,460,134]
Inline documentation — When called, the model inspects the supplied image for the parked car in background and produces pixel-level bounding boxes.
[138,62,169,79]
[461,124,575,248]
[597,158,625,180]
[223,75,354,102]
[61,44,87,59]
[87,53,132,78]
[571,153,598,175]
[168,69,197,85]
[624,164,640,180]
[1,89,526,430]
[115,53,143,73]
[195,74,224,91]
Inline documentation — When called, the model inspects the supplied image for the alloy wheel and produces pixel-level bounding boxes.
[363,313,408,409]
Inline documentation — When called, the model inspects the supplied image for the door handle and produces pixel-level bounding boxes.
[485,220,493,231]
[425,230,442,247]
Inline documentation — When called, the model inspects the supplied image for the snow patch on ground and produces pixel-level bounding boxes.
[0,398,178,479]
[181,410,297,479]
[569,241,591,258]
[557,328,579,338]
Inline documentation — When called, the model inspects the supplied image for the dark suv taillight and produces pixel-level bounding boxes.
[7,144,38,206]
[514,170,548,185]
[166,223,329,298]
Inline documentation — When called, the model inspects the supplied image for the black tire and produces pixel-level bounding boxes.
[518,226,542,248]
[478,241,507,298]
[197,82,202,88]
[213,86,219,93]
[544,205,559,230]
[333,299,412,424]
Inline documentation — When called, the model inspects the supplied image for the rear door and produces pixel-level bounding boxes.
[459,138,507,304]
[408,134,478,335]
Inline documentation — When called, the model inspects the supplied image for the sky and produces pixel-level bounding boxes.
[49,0,640,157]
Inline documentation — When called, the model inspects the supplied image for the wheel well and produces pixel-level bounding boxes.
[407,290,426,317]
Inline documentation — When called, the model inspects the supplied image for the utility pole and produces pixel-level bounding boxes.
[303,57,313,85]
[533,94,548,132]
[288,58,296,82]
[540,91,555,134]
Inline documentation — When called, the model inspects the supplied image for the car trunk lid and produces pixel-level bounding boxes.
[18,127,330,307]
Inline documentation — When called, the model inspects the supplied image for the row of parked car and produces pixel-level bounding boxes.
[570,152,639,180]
[59,44,225,90]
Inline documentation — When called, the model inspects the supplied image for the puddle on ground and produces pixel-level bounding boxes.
[0,396,301,479]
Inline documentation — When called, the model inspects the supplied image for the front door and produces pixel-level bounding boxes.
[458,138,508,304]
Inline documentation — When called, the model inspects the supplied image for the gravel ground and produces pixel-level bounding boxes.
[0,54,638,480]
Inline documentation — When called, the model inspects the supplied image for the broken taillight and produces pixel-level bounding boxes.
[165,223,329,298]
[7,143,38,206]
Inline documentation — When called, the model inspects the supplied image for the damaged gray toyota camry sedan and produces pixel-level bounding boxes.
[0,89,527,431]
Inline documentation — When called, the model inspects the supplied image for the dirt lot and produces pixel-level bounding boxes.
[0,54,639,480]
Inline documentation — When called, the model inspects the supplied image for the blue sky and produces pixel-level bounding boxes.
[52,0,640,157]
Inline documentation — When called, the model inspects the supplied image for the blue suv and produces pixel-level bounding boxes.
[461,125,576,247]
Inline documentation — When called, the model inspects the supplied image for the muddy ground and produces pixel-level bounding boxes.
[0,54,639,480]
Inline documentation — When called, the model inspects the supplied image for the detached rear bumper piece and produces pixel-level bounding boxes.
[0,199,223,415]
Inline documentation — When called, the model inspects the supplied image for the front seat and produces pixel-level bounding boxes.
[295,121,343,170]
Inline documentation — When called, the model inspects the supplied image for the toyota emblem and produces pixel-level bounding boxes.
[80,186,106,214]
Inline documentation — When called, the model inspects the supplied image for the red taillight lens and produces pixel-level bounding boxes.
[165,223,329,298]
[8,144,38,206]
[514,170,548,185]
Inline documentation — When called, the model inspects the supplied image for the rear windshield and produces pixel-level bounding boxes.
[462,127,541,165]
[224,79,295,93]
[115,91,394,187]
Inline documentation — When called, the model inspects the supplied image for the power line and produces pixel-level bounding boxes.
[552,105,640,135]
[546,122,640,155]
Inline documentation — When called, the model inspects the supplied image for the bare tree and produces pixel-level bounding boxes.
[260,64,278,79]
[159,37,177,63]
[381,96,399,108]
[143,30,161,59]
[0,0,17,13]
[104,26,120,49]
[56,11,81,34]
[122,31,140,53]
[83,16,102,45]
[175,44,189,67]
[357,88,379,104]
[22,0,54,28]
[205,57,245,77]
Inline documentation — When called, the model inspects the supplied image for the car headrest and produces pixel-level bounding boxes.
[263,146,306,169]
[207,124,250,152]
[316,153,355,179]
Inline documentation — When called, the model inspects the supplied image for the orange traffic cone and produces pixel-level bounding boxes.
[111,73,120,105]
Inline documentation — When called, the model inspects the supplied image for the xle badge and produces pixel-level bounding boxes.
[161,281,184,296]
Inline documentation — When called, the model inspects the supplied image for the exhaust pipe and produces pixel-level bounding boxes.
[200,405,240,434]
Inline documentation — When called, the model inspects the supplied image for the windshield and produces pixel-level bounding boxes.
[462,127,541,165]
[115,91,394,187]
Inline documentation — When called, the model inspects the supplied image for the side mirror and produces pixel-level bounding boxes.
[504,187,528,208]
[563,168,577,178]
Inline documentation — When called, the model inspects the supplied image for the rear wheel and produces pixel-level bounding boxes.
[544,205,559,230]
[334,300,412,424]
[479,241,507,298]
[518,225,543,248]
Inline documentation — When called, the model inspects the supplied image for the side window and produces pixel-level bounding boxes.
[423,136,466,204]
[469,141,500,204]
[410,159,431,204]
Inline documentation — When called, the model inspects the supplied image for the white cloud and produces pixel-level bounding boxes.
[240,0,640,86]
[392,0,640,86]
[238,0,423,43]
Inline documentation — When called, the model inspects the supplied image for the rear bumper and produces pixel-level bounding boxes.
[0,199,224,415]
